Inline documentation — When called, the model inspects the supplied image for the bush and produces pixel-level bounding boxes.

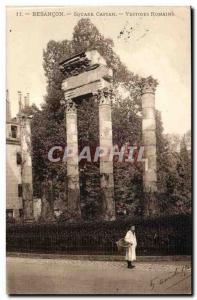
[6,214,192,255]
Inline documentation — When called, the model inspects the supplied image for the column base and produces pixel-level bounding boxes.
[100,173,116,221]
[67,188,81,221]
[143,191,159,216]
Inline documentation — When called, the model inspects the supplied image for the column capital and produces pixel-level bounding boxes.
[66,99,77,114]
[141,76,158,95]
[95,87,114,105]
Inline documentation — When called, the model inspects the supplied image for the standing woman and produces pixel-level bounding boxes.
[124,225,137,268]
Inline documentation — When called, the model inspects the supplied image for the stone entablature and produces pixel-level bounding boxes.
[61,56,113,101]
[59,50,107,78]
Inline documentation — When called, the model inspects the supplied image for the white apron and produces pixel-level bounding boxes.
[124,230,137,261]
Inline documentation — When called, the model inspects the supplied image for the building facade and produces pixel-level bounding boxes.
[6,117,23,220]
[6,91,33,221]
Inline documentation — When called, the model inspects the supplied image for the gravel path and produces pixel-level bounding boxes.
[7,257,192,294]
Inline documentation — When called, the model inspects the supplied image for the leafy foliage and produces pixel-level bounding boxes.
[7,214,192,255]
[155,114,191,215]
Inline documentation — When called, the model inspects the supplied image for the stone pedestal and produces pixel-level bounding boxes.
[142,78,157,193]
[65,99,81,219]
[20,116,34,221]
[98,89,115,221]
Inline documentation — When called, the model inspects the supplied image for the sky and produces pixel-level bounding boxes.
[6,6,191,134]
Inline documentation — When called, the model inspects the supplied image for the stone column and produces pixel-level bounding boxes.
[65,99,81,219]
[98,89,115,221]
[20,116,34,221]
[141,78,157,193]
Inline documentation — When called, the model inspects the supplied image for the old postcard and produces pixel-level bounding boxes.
[6,6,192,295]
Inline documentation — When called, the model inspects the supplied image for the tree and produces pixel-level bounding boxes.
[156,110,171,193]
[176,136,191,209]
[157,131,191,215]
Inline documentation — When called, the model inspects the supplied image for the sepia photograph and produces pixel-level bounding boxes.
[6,5,192,295]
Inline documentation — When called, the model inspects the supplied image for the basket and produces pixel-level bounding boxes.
[116,238,130,252]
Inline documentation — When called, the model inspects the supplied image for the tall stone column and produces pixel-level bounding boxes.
[20,116,34,221]
[65,99,81,219]
[98,89,115,221]
[141,77,157,193]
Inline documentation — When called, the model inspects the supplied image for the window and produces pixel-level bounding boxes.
[18,184,22,197]
[11,125,17,138]
[16,152,22,165]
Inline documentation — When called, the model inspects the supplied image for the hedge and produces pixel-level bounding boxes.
[6,214,192,255]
